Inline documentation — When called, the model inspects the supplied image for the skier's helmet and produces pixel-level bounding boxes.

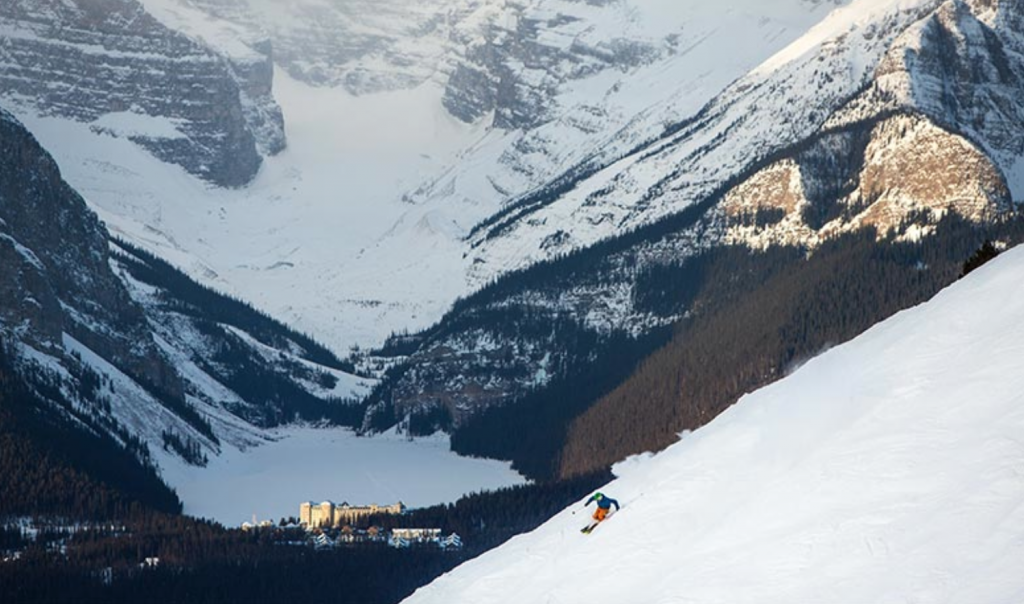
[594,493,604,500]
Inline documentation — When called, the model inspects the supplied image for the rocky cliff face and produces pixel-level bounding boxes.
[831,0,1024,198]
[442,3,661,130]
[0,0,279,186]
[717,0,1024,250]
[720,114,1011,250]
[0,108,181,396]
[142,0,455,94]
[227,37,286,157]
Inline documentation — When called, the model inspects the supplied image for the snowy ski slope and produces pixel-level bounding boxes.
[404,245,1024,604]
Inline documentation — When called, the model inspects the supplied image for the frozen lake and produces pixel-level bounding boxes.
[160,426,528,526]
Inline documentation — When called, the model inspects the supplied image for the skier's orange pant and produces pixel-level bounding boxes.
[592,507,608,522]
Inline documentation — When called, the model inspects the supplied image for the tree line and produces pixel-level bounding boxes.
[111,238,356,374]
[434,213,1024,482]
[0,339,182,520]
[557,216,1024,478]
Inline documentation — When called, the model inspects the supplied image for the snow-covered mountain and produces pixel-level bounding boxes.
[0,107,369,469]
[368,105,1014,449]
[0,0,857,351]
[466,0,1024,277]
[403,243,1024,604]
[365,0,1023,463]
[2,0,1023,507]
[137,0,458,93]
[6,0,1020,358]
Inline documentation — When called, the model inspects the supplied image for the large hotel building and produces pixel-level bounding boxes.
[299,501,406,528]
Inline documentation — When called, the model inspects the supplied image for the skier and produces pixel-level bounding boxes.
[581,492,619,533]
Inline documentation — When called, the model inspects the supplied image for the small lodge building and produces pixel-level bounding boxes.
[388,529,462,550]
[313,533,332,550]
[440,533,463,550]
[390,528,441,542]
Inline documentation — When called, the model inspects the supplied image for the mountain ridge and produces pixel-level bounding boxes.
[0,106,368,475]
[359,0,1024,479]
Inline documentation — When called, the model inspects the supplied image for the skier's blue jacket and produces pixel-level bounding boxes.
[585,494,619,511]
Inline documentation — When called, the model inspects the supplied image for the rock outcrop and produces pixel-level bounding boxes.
[0,0,276,186]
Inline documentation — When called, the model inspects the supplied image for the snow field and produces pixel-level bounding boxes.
[12,69,490,351]
[404,245,1024,604]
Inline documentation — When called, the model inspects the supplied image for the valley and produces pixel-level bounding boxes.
[1,0,1023,602]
